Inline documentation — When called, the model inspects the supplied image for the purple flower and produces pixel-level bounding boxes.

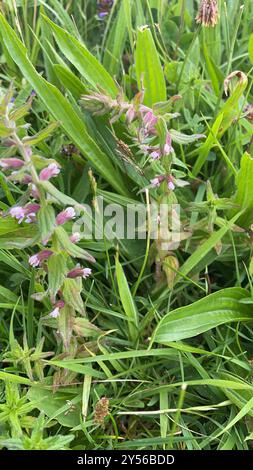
[22,175,33,184]
[39,163,60,181]
[56,207,76,225]
[10,203,40,224]
[9,206,26,223]
[67,267,92,279]
[167,176,175,191]
[150,150,161,160]
[0,158,24,169]
[49,307,60,318]
[29,249,53,267]
[150,176,165,188]
[24,203,40,223]
[97,0,113,18]
[49,300,65,318]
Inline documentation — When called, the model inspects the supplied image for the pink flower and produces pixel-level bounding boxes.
[163,134,173,155]
[22,175,33,184]
[9,206,26,223]
[150,176,165,188]
[143,111,158,127]
[150,150,161,160]
[167,176,175,191]
[49,300,65,318]
[125,106,136,124]
[30,184,40,199]
[56,207,76,225]
[70,232,81,243]
[67,267,92,279]
[29,249,53,267]
[49,307,60,318]
[24,203,40,223]
[39,163,60,181]
[0,158,24,169]
[142,110,158,135]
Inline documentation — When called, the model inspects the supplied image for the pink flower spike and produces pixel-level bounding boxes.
[9,206,26,223]
[168,180,175,191]
[29,249,53,267]
[67,267,92,279]
[39,163,60,181]
[70,232,81,244]
[56,207,76,226]
[0,158,24,169]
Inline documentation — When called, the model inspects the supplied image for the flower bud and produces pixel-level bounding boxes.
[29,249,53,267]
[39,163,60,181]
[56,207,76,225]
[0,158,24,169]
[67,267,92,279]
[196,0,219,27]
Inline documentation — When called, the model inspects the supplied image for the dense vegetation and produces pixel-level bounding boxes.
[1,0,253,450]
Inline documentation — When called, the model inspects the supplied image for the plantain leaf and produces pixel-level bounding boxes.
[135,26,166,107]
[152,288,252,344]
[42,15,118,98]
[53,64,87,99]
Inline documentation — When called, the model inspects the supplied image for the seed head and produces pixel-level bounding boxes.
[196,0,219,27]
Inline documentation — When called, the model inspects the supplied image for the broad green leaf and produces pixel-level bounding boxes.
[62,278,84,315]
[48,253,68,299]
[53,226,95,263]
[152,288,252,344]
[37,204,56,244]
[115,256,139,343]
[135,26,166,107]
[53,64,87,99]
[230,152,253,228]
[27,386,81,427]
[0,14,127,196]
[170,129,204,145]
[42,15,118,98]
